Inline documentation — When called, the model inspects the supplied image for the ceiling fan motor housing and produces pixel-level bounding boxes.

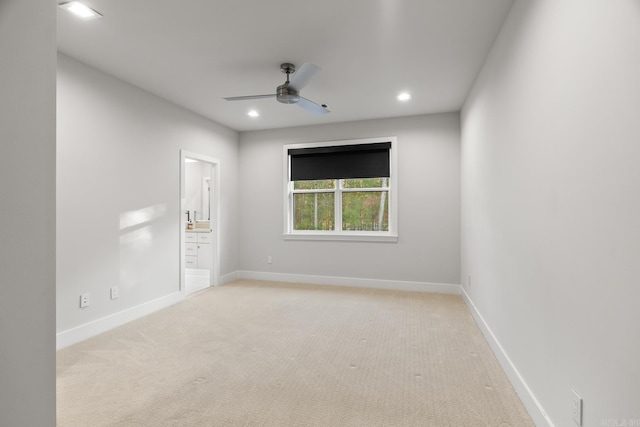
[277,83,300,104]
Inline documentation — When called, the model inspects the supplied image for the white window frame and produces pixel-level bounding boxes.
[283,137,398,243]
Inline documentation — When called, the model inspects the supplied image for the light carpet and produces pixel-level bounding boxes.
[57,280,534,426]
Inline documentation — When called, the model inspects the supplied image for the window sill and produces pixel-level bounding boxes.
[283,233,398,243]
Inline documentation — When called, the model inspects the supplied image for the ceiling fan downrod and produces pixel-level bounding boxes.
[277,63,300,104]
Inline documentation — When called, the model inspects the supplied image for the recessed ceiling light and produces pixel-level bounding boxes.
[397,92,412,102]
[247,110,260,118]
[60,1,103,19]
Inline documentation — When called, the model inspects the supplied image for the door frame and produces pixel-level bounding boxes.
[180,150,221,293]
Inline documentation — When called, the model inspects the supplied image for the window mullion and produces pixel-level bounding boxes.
[287,180,292,233]
[341,187,388,193]
[291,189,335,194]
[335,179,342,232]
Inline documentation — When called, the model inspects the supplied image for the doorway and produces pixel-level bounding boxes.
[180,150,220,294]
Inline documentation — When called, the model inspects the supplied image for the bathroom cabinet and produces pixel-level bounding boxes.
[185,231,212,270]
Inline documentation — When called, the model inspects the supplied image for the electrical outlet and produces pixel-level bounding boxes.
[468,275,472,287]
[110,287,119,300]
[267,255,272,264]
[571,389,582,426]
[80,293,90,308]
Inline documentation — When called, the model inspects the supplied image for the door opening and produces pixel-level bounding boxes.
[180,150,220,294]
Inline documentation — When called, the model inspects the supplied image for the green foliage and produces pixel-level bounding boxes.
[292,178,390,232]
[342,191,389,231]
[293,193,334,230]
[294,179,335,190]
[343,178,389,189]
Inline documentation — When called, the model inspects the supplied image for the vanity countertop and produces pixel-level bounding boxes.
[185,228,211,233]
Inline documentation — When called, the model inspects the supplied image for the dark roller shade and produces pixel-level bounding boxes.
[289,142,391,181]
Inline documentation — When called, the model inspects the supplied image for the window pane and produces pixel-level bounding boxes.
[342,178,389,189]
[293,193,335,230]
[293,179,336,190]
[342,191,389,231]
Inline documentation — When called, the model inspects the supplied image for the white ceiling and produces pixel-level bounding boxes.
[57,0,514,132]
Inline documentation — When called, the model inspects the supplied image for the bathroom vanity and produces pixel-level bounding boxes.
[185,229,212,270]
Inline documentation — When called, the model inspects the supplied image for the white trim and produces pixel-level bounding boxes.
[237,271,460,295]
[185,268,209,277]
[283,136,398,238]
[56,291,184,350]
[460,288,555,427]
[180,150,221,291]
[185,275,210,295]
[56,269,551,427]
[219,271,239,285]
[283,233,398,243]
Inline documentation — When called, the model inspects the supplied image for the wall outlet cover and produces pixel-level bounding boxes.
[80,293,90,308]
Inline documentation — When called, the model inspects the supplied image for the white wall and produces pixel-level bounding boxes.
[239,114,460,286]
[0,0,56,425]
[57,54,239,335]
[461,1,640,425]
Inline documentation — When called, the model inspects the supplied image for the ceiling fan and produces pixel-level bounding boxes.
[223,63,330,115]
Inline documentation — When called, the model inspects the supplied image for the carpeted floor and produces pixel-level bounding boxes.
[57,280,534,426]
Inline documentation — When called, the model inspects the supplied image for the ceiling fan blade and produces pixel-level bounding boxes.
[297,97,330,115]
[289,63,320,91]
[223,94,276,101]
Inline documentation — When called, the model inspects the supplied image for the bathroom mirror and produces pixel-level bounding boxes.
[184,158,213,225]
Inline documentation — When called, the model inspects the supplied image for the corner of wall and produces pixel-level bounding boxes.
[460,289,555,427]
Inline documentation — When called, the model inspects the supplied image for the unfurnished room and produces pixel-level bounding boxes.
[1,1,639,426]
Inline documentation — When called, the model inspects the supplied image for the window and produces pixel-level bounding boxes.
[283,137,398,242]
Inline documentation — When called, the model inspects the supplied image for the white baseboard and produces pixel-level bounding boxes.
[219,271,238,286]
[460,288,555,427]
[185,268,209,277]
[55,271,551,426]
[56,291,184,350]
[237,270,461,295]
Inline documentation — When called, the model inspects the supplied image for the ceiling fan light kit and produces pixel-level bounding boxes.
[224,62,330,115]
